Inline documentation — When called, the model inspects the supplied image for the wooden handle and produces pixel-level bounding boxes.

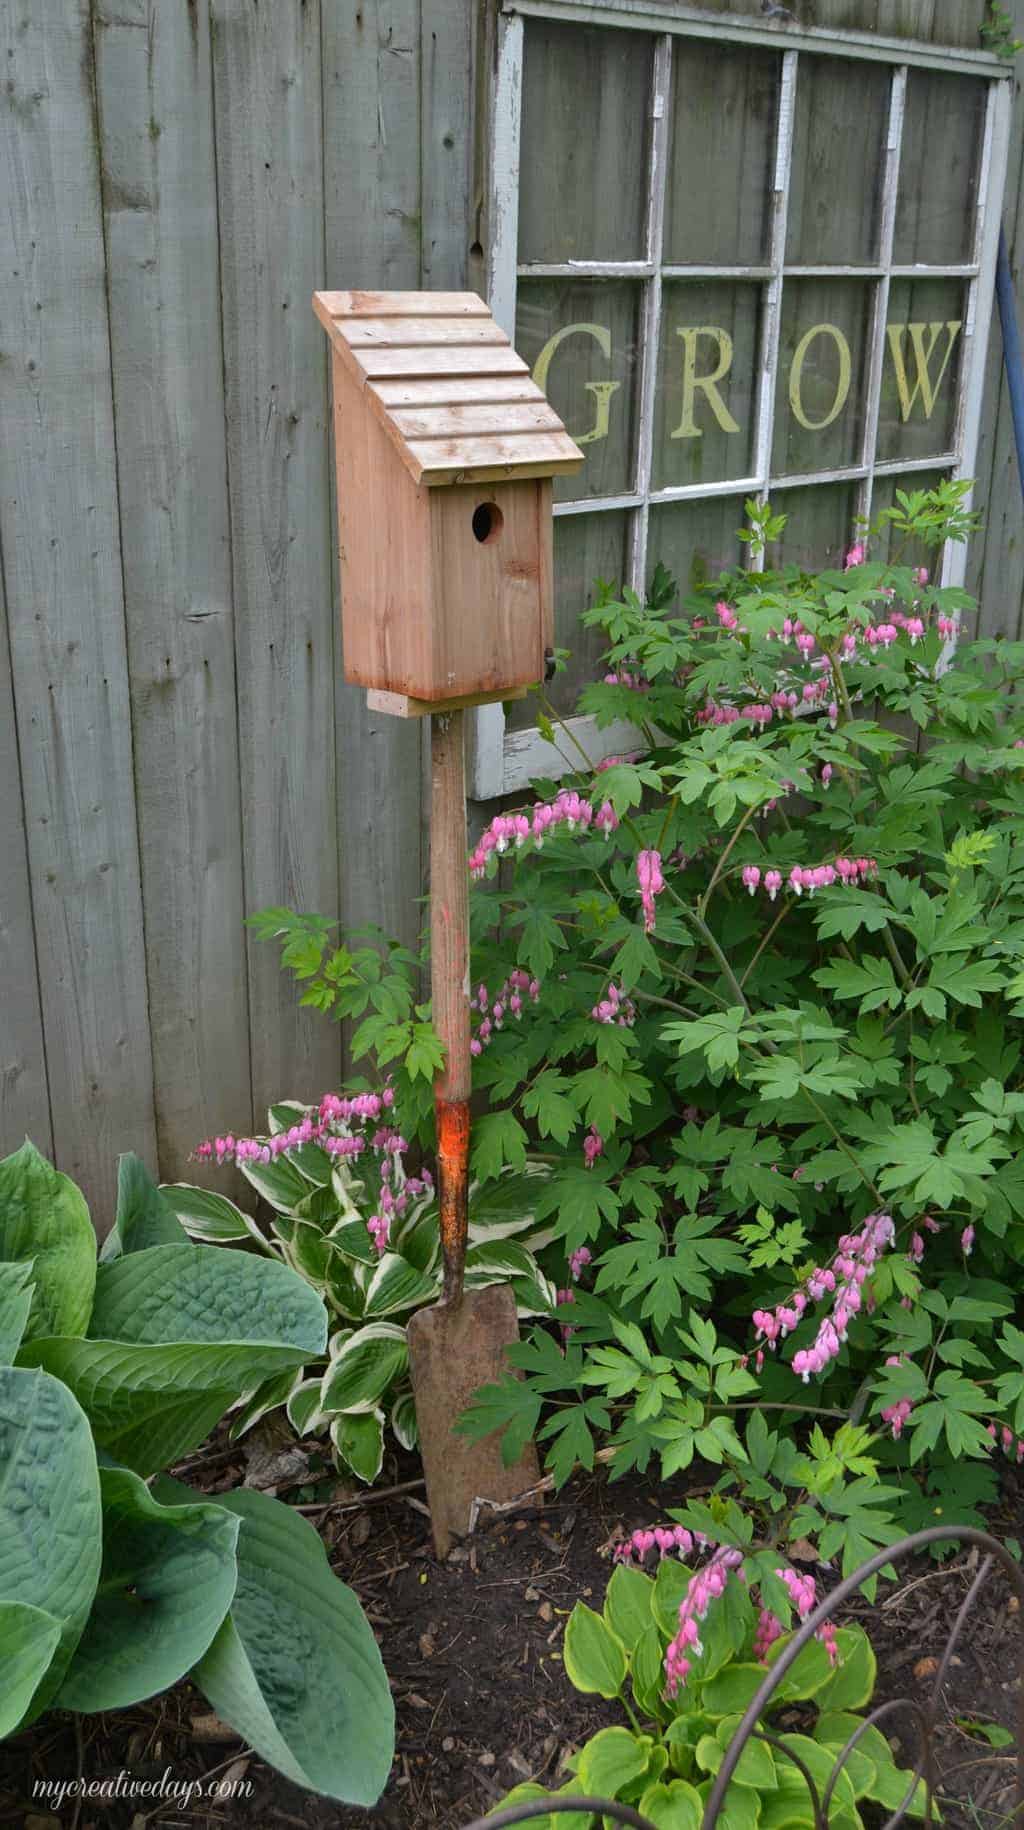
[430,711,471,1304]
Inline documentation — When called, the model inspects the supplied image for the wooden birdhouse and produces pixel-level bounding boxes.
[313,290,584,715]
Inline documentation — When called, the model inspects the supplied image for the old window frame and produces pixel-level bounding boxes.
[469,0,1013,800]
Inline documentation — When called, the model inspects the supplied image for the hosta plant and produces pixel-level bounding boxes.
[0,1140,393,1806]
[496,1534,925,1830]
[167,1097,556,1483]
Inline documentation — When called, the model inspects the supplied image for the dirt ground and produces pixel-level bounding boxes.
[2,1453,1021,1830]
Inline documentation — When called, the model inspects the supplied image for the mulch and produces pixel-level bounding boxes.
[2,1452,1021,1830]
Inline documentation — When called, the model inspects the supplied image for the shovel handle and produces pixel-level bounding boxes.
[430,711,472,1306]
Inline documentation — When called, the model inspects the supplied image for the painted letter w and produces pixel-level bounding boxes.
[886,320,962,421]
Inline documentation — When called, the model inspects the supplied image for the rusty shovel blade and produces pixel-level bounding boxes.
[407,1283,539,1559]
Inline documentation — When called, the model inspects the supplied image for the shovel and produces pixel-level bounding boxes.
[407,710,539,1558]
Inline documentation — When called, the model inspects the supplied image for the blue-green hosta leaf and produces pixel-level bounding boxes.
[57,1467,238,1712]
[390,1388,418,1451]
[160,1183,274,1251]
[0,1602,62,1737]
[0,1261,34,1365]
[320,1322,408,1414]
[362,1251,436,1319]
[0,1366,102,1723]
[19,1246,327,1476]
[331,1408,385,1483]
[0,1140,96,1340]
[101,1154,188,1260]
[191,1488,394,1804]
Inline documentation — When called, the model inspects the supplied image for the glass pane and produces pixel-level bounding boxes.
[665,40,780,266]
[771,481,858,571]
[870,469,949,572]
[516,280,642,502]
[507,511,630,731]
[895,73,986,266]
[772,279,874,477]
[786,56,889,266]
[876,279,965,464]
[519,20,653,263]
[653,282,761,489]
[647,496,746,597]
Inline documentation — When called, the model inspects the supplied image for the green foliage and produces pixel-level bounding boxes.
[493,1559,925,1829]
[166,1124,555,1485]
[0,1143,393,1805]
[981,2,1023,58]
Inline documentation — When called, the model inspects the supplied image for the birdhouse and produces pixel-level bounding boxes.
[313,290,584,715]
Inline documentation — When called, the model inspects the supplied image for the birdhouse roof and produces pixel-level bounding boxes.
[313,290,585,488]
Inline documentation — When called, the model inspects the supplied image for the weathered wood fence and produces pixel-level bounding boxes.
[1,0,1023,1223]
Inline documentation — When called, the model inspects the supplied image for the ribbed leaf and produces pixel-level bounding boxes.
[320,1324,408,1415]
[57,1467,239,1712]
[362,1252,435,1319]
[0,1140,96,1340]
[0,1261,34,1365]
[0,1365,102,1722]
[106,1155,188,1257]
[159,1184,273,1251]
[0,1602,62,1736]
[191,1488,394,1804]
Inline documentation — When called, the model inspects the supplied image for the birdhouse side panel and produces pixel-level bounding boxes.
[331,352,436,695]
[427,480,553,702]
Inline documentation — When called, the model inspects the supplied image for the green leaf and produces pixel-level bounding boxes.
[652,1557,694,1639]
[160,1183,269,1249]
[0,1261,34,1365]
[320,1323,408,1414]
[604,1563,656,1653]
[577,1725,650,1796]
[362,1252,435,1319]
[764,1632,836,1702]
[108,1154,188,1256]
[710,1716,778,1791]
[191,1488,394,1804]
[632,1620,669,1717]
[0,1140,96,1341]
[0,1602,62,1737]
[331,1409,385,1483]
[20,1245,327,1476]
[814,1627,876,1711]
[57,1467,238,1711]
[638,1779,704,1829]
[562,1602,627,1698]
[0,1365,102,1723]
[701,1662,770,1718]
[471,1111,529,1182]
[237,1153,311,1214]
[773,1734,857,1817]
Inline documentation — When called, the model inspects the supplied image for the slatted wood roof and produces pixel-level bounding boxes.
[313,290,585,488]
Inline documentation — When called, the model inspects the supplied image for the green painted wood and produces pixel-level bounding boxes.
[211,0,341,1119]
[0,552,52,1161]
[0,0,157,1221]
[322,0,426,951]
[93,0,254,1179]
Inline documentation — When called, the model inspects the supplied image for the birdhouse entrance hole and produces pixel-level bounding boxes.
[471,501,503,545]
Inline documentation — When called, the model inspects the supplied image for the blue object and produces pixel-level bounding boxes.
[996,225,1024,508]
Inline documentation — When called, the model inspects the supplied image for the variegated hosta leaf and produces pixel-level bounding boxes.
[159,1184,276,1253]
[287,1379,329,1437]
[320,1323,408,1415]
[330,1161,368,1224]
[331,1409,385,1483]
[390,1389,419,1452]
[463,1240,558,1317]
[362,1252,438,1320]
[328,1218,377,1266]
[228,1368,305,1441]
[324,1256,368,1321]
[466,1163,554,1248]
[390,1204,442,1274]
[238,1154,310,1214]
[283,1219,333,1286]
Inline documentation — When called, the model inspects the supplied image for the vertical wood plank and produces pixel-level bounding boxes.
[212,0,341,1117]
[93,0,254,1175]
[0,554,53,1160]
[0,0,157,1221]
[322,0,426,949]
[421,0,474,290]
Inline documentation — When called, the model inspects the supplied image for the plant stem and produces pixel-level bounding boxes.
[698,804,759,919]
[740,900,794,989]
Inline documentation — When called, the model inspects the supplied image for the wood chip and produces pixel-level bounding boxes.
[914,1656,940,1680]
[191,1710,241,1743]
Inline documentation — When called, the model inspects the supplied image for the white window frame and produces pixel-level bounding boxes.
[469,0,1013,800]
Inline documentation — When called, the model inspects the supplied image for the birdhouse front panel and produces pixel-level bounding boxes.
[314,290,584,706]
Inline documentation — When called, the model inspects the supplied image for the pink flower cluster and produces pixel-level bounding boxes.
[583,1124,604,1168]
[637,848,665,934]
[740,856,877,902]
[753,1213,896,1383]
[568,1245,592,1282]
[989,1422,1024,1463]
[961,1224,975,1255]
[881,1354,915,1439]
[754,1569,838,1665]
[614,1523,701,1565]
[665,1547,745,1696]
[591,981,637,1026]
[471,969,540,1055]
[604,666,649,691]
[469,789,619,879]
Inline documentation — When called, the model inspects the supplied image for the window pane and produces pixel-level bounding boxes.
[869,470,949,573]
[507,512,630,731]
[786,56,889,266]
[516,280,642,502]
[648,496,746,596]
[772,279,874,477]
[771,481,858,570]
[653,282,761,488]
[895,73,986,267]
[665,40,780,266]
[519,20,653,263]
[876,279,965,464]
